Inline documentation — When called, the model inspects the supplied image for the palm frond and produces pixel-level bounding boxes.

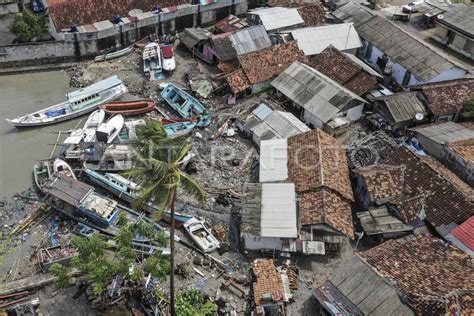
[132,181,161,211]
[175,142,191,164]
[179,172,206,205]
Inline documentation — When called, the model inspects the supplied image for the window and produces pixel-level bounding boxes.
[402,70,411,87]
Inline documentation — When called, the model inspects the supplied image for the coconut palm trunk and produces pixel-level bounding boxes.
[169,188,176,316]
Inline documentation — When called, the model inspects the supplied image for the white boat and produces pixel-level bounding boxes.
[183,218,220,253]
[7,76,128,128]
[52,158,77,179]
[96,115,125,144]
[83,109,106,129]
[94,46,133,62]
[143,42,162,79]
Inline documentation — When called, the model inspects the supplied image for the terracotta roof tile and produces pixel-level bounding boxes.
[226,69,251,94]
[382,147,474,227]
[238,42,307,85]
[411,78,474,116]
[360,234,474,314]
[287,129,353,200]
[296,4,326,27]
[452,216,474,251]
[252,259,284,306]
[300,188,354,239]
[353,164,404,203]
[218,61,239,75]
[287,129,355,238]
[214,15,248,33]
[49,0,188,30]
[450,138,474,165]
[307,46,377,96]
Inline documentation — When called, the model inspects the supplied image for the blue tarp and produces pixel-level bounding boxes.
[46,108,66,117]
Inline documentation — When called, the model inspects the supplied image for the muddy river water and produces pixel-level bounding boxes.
[0,71,80,199]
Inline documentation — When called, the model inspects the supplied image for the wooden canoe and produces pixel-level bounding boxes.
[99,99,155,116]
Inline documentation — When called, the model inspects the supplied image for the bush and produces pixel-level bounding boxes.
[461,96,474,121]
[10,11,47,42]
[50,263,70,289]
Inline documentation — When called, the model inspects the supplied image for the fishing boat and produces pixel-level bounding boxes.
[99,99,155,116]
[82,144,135,172]
[183,218,220,253]
[83,109,106,129]
[143,42,162,79]
[160,83,211,127]
[164,121,196,137]
[96,115,125,143]
[63,128,96,145]
[33,161,51,191]
[7,76,128,127]
[94,46,133,62]
[161,45,176,72]
[117,119,145,142]
[52,158,77,179]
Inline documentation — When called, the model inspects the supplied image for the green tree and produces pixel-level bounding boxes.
[175,288,217,316]
[50,263,70,289]
[10,11,47,42]
[125,119,206,315]
[460,96,474,121]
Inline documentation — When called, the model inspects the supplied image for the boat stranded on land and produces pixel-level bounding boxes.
[52,158,77,179]
[99,99,155,116]
[183,218,220,253]
[94,46,133,62]
[6,76,127,127]
[161,45,176,72]
[160,83,211,127]
[96,115,125,143]
[33,161,51,192]
[143,42,162,80]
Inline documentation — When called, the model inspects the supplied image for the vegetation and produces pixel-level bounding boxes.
[51,217,169,296]
[125,119,206,315]
[175,288,217,316]
[10,11,47,42]
[50,263,70,289]
[460,96,474,121]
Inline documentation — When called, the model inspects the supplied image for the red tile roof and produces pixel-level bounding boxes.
[353,164,404,203]
[287,129,355,238]
[308,46,377,96]
[252,259,284,306]
[411,78,474,116]
[450,138,474,165]
[360,234,474,315]
[452,216,474,251]
[296,4,326,27]
[49,0,188,30]
[214,15,248,33]
[237,42,307,85]
[382,147,473,227]
[225,69,251,94]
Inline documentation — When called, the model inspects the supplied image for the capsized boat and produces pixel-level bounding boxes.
[183,218,220,253]
[33,161,51,191]
[84,109,106,129]
[99,99,155,116]
[94,46,133,62]
[52,158,77,179]
[143,42,162,80]
[161,45,176,72]
[7,76,127,127]
[96,115,125,143]
[160,83,211,127]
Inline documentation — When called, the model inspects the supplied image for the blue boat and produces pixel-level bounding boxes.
[164,121,197,137]
[160,83,211,127]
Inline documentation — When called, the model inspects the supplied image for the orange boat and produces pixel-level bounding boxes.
[99,99,155,116]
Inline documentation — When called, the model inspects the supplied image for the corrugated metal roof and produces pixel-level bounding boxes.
[414,122,474,145]
[252,102,273,120]
[180,28,211,48]
[271,61,365,123]
[356,206,412,235]
[230,25,272,55]
[249,7,304,31]
[355,16,457,81]
[259,138,288,182]
[438,4,474,36]
[67,75,123,104]
[261,183,298,238]
[291,24,362,56]
[44,175,94,208]
[241,183,262,237]
[332,2,375,24]
[376,92,428,123]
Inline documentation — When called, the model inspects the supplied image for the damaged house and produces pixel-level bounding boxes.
[372,92,429,133]
[236,102,310,147]
[254,129,355,255]
[271,61,366,134]
[308,45,380,97]
[225,41,307,95]
[352,146,473,232]
[410,122,474,186]
[180,28,215,63]
[246,7,304,32]
[410,78,474,122]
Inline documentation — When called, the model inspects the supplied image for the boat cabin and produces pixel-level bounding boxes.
[77,192,120,226]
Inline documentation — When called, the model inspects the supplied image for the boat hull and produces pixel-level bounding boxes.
[99,99,155,116]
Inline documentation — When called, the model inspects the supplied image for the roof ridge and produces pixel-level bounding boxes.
[317,129,324,188]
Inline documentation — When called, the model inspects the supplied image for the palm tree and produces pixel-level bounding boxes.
[125,119,206,315]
